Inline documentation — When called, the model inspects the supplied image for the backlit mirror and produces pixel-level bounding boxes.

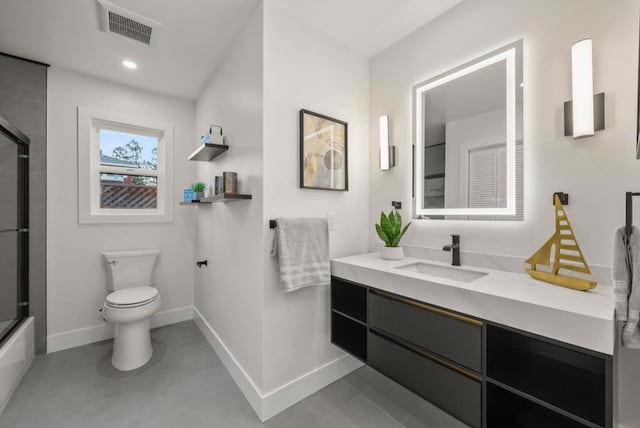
[414,40,523,220]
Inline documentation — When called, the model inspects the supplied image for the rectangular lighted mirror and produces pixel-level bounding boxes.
[413,40,523,220]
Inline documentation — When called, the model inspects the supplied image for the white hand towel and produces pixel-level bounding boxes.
[613,226,631,321]
[270,218,330,292]
[613,226,640,348]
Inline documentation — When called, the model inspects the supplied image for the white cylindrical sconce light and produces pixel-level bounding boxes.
[571,39,595,138]
[379,115,395,170]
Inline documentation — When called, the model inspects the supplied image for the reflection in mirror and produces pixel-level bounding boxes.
[414,40,523,220]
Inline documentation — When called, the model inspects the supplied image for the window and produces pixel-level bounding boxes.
[78,108,174,224]
[98,128,159,209]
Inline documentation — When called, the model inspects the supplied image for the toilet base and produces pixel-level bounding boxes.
[112,318,153,371]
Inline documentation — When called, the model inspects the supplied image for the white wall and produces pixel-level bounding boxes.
[193,4,264,386]
[47,67,196,341]
[370,0,638,265]
[191,0,370,404]
[369,0,639,426]
[262,1,370,392]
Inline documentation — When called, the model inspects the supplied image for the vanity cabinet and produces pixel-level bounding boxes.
[330,276,612,428]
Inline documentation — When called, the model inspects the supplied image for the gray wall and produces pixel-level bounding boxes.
[0,54,47,354]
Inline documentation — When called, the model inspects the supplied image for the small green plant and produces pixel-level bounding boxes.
[375,210,411,248]
[191,181,207,192]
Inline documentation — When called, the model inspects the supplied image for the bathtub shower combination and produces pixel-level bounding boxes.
[0,113,33,412]
[0,113,29,346]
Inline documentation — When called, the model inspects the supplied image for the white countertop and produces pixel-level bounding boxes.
[331,253,616,355]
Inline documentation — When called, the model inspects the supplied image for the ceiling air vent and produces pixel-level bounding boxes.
[97,0,162,46]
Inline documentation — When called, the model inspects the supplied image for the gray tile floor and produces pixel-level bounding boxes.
[0,321,466,428]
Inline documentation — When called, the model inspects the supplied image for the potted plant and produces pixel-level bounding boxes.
[191,181,207,201]
[375,210,411,260]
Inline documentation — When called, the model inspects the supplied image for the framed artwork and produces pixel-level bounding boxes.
[299,109,348,191]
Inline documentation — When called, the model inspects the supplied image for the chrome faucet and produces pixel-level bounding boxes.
[442,235,460,266]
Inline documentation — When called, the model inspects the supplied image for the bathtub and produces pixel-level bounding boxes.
[0,317,34,413]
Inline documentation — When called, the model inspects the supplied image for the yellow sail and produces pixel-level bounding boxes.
[524,195,597,291]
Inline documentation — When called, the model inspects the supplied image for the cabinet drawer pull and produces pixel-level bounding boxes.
[372,290,483,328]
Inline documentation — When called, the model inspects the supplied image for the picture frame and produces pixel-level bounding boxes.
[299,109,348,191]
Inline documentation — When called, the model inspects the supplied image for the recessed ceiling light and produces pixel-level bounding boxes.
[122,60,137,70]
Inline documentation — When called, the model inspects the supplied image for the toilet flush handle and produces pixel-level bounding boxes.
[107,260,117,265]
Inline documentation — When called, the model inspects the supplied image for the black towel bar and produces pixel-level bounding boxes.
[626,192,640,236]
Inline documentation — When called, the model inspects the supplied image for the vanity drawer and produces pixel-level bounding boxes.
[369,290,482,372]
[368,331,481,428]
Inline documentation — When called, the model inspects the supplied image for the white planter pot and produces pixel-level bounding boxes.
[381,246,404,260]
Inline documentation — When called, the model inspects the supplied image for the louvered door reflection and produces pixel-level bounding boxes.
[468,145,498,209]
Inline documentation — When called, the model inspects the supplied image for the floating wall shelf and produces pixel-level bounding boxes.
[187,143,229,162]
[180,193,252,205]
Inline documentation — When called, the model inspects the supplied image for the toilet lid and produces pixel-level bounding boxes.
[106,286,158,307]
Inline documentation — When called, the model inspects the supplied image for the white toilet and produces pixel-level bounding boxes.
[102,249,161,371]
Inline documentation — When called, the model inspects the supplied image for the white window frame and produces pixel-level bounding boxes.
[78,107,174,224]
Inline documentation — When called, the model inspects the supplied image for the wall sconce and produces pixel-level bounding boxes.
[379,115,395,170]
[564,39,605,138]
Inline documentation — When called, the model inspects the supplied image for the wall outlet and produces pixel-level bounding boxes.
[327,212,336,230]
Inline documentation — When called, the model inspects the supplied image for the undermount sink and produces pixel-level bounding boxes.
[395,262,488,283]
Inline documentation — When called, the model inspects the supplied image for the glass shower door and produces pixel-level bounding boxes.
[0,126,27,344]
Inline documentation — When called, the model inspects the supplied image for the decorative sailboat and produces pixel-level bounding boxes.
[525,195,597,291]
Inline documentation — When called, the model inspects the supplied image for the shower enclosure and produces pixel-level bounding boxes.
[0,114,29,346]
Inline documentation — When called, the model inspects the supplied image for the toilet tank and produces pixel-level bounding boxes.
[103,249,160,291]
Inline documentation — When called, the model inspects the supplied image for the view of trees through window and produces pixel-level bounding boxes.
[111,139,157,184]
[112,139,156,168]
[99,129,159,209]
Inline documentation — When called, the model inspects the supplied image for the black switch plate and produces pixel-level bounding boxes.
[553,192,569,205]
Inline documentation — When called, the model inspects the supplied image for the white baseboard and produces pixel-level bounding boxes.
[260,350,364,421]
[0,317,34,415]
[193,306,363,422]
[192,307,264,417]
[46,306,194,353]
[151,306,195,328]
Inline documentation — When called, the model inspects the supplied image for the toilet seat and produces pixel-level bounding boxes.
[106,286,159,308]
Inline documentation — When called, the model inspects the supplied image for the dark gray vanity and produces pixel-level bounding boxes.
[331,276,613,428]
